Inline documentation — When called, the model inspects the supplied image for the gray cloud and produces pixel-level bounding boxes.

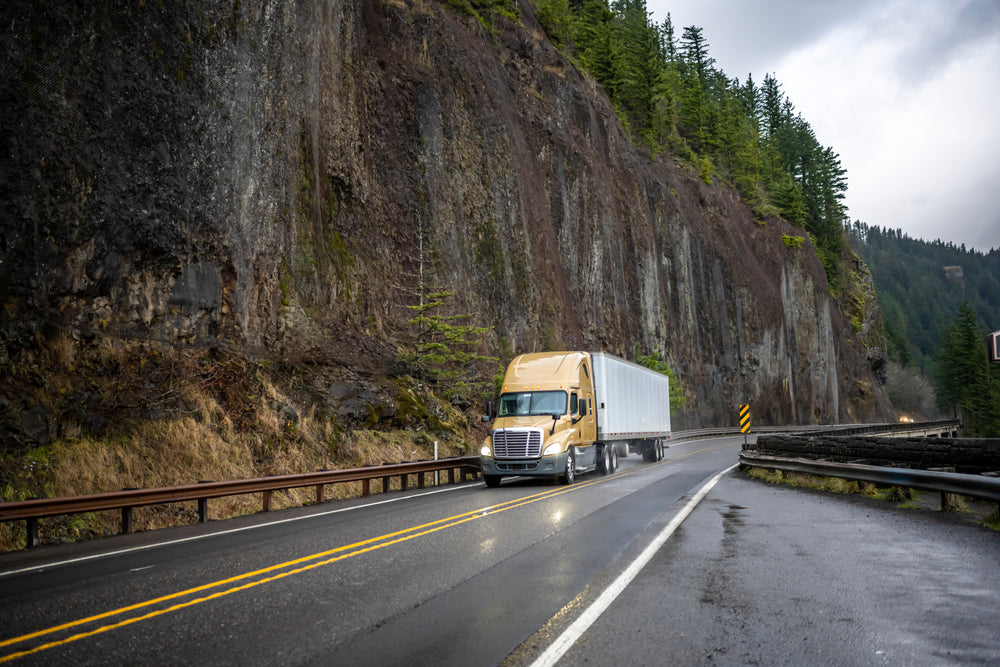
[892,0,1000,83]
[654,0,876,79]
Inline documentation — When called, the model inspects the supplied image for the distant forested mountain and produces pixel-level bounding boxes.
[850,222,1000,373]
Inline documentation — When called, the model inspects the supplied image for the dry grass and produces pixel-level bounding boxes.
[745,467,919,502]
[744,468,853,493]
[0,342,481,551]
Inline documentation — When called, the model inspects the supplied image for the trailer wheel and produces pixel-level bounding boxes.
[484,474,502,488]
[608,445,618,473]
[657,440,664,461]
[562,449,576,485]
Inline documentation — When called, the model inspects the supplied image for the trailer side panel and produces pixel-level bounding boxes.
[592,353,671,441]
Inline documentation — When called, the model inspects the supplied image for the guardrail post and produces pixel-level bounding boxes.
[121,506,133,535]
[361,479,370,497]
[929,467,961,510]
[418,472,426,489]
[448,468,456,485]
[382,475,390,493]
[400,474,408,492]
[315,484,325,504]
[262,490,272,512]
[26,517,39,548]
[197,481,213,523]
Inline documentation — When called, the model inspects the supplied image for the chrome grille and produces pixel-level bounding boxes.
[492,428,543,459]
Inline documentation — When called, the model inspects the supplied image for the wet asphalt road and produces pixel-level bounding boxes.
[1,437,997,665]
[521,472,1000,666]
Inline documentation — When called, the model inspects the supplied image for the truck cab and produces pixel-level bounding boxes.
[480,352,615,487]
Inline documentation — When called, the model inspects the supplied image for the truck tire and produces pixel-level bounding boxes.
[484,474,502,488]
[562,448,576,485]
[598,445,611,475]
[608,445,618,473]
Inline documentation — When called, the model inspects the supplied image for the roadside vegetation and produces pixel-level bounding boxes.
[0,342,480,551]
[744,467,1000,531]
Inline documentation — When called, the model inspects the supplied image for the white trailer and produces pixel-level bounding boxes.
[592,352,672,461]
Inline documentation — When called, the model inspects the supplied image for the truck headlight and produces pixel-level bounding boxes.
[543,442,563,456]
[481,444,492,457]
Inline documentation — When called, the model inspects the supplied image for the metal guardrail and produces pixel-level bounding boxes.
[0,456,482,549]
[0,420,968,550]
[671,420,961,441]
[796,419,961,438]
[739,451,1000,505]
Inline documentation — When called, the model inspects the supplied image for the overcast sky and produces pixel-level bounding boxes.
[646,0,1000,252]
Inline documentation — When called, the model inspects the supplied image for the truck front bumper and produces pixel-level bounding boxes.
[480,452,565,477]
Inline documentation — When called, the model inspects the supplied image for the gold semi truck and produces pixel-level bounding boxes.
[480,351,672,487]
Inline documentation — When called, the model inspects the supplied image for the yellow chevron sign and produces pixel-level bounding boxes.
[739,404,751,434]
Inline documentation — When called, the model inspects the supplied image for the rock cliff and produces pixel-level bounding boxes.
[1,0,892,451]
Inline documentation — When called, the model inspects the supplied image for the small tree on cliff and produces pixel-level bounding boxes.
[396,214,496,405]
[398,291,496,405]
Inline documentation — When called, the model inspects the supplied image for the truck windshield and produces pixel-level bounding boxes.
[498,391,567,416]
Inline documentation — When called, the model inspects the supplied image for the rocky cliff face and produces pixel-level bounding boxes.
[1,0,891,442]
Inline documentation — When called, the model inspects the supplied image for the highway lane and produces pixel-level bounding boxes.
[523,464,1000,666]
[0,438,740,665]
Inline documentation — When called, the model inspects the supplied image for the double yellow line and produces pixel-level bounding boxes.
[0,474,619,662]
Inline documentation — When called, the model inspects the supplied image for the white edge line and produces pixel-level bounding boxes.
[530,463,739,667]
[0,483,471,579]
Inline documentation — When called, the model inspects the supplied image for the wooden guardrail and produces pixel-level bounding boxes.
[0,456,482,549]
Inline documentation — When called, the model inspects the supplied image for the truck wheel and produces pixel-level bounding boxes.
[598,445,611,475]
[484,474,502,488]
[608,445,618,473]
[562,449,576,485]
[657,440,664,461]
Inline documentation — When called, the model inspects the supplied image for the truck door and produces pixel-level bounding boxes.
[577,361,596,445]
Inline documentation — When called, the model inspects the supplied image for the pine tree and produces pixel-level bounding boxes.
[934,302,998,436]
[396,216,497,403]
[660,13,677,62]
[613,0,663,142]
[677,25,715,151]
[770,174,807,225]
[650,15,681,145]
[679,25,713,80]
[536,0,573,49]
[573,0,618,96]
[760,73,783,138]
[399,291,496,403]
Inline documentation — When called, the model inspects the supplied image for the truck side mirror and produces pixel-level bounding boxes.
[580,401,588,416]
